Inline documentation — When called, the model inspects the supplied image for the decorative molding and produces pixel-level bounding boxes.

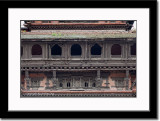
[21,92,136,97]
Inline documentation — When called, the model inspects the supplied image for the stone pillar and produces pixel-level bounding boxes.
[65,44,68,59]
[96,70,101,89]
[28,44,32,59]
[45,43,48,59]
[82,43,85,59]
[88,78,91,88]
[52,70,57,90]
[125,70,129,90]
[102,43,105,59]
[24,70,30,90]
[42,44,45,59]
[104,42,107,59]
[49,44,51,58]
[85,42,88,59]
[128,43,131,58]
[72,78,74,88]
[125,43,128,59]
[22,45,26,59]
[45,78,50,90]
[80,77,82,87]
[107,43,111,59]
[105,72,110,89]
[68,43,71,59]
[88,44,91,60]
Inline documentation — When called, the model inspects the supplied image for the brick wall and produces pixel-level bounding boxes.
[21,71,134,91]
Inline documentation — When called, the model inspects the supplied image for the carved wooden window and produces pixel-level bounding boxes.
[67,82,71,88]
[92,82,96,87]
[71,44,82,56]
[131,43,136,55]
[59,83,63,87]
[85,82,88,87]
[31,80,40,88]
[113,78,125,90]
[111,44,121,55]
[31,77,42,90]
[31,44,42,56]
[51,44,62,56]
[91,43,102,55]
[21,46,23,57]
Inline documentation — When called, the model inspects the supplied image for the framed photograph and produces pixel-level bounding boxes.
[2,0,157,119]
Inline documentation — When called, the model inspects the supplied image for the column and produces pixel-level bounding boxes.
[48,44,51,58]
[24,45,27,59]
[65,78,67,89]
[88,78,91,88]
[24,70,30,90]
[125,43,128,59]
[96,70,101,89]
[52,70,57,90]
[45,43,48,59]
[80,77,82,87]
[45,78,50,90]
[42,44,45,59]
[105,72,110,89]
[97,70,100,79]
[128,43,131,58]
[102,43,105,59]
[122,44,125,59]
[62,44,65,59]
[85,41,88,59]
[107,43,111,59]
[82,43,85,59]
[125,70,129,90]
[65,44,68,59]
[68,43,70,59]
[28,44,31,59]
[88,44,91,60]
[72,78,74,88]
[104,42,107,59]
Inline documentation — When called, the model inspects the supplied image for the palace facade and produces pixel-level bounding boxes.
[21,20,136,97]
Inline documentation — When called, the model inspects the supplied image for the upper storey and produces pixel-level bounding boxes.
[22,20,134,31]
[21,20,136,41]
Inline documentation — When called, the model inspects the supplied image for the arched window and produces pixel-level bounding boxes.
[71,44,82,56]
[131,43,136,55]
[51,44,62,56]
[67,82,70,87]
[92,83,96,87]
[85,82,88,87]
[59,83,63,87]
[111,44,121,55]
[91,43,102,55]
[32,44,42,55]
[21,46,23,56]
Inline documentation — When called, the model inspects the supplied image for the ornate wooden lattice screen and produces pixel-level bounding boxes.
[31,77,43,90]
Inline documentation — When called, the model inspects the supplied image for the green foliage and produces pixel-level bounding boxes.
[52,33,62,36]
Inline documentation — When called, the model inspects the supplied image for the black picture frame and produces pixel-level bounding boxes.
[2,0,157,119]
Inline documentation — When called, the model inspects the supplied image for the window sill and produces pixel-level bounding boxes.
[31,55,42,58]
[111,55,122,58]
